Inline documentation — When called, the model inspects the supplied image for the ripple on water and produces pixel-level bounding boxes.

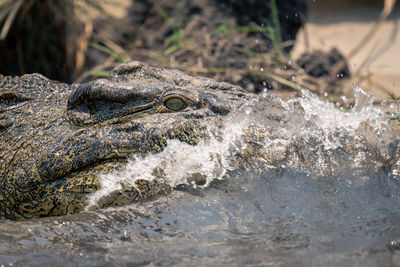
[1,87,400,266]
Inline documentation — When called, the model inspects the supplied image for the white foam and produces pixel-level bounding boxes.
[294,86,385,131]
[88,105,252,207]
[88,86,397,206]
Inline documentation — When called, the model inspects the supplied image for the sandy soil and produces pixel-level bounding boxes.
[292,0,400,102]
[4,0,396,105]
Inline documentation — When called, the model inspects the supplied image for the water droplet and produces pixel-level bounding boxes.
[260,68,264,72]
[381,100,387,106]
[390,103,396,109]
[323,92,328,97]
[262,88,268,98]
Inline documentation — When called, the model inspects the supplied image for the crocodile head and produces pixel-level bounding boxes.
[0,61,250,219]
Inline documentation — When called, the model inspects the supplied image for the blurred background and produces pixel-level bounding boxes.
[293,0,400,103]
[0,0,398,104]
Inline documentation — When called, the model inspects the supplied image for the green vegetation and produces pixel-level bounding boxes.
[157,6,193,55]
[389,93,400,125]
[233,47,273,64]
[89,42,126,63]
[216,0,284,62]
[268,0,284,61]
[0,0,339,98]
[84,70,110,78]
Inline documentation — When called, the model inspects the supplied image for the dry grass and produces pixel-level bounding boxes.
[77,0,329,97]
[0,0,396,107]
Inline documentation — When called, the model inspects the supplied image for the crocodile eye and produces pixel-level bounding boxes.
[164,97,185,111]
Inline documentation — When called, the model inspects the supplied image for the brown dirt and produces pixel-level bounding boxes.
[2,0,397,108]
[75,0,349,102]
[292,0,400,105]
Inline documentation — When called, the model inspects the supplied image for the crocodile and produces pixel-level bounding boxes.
[0,61,250,220]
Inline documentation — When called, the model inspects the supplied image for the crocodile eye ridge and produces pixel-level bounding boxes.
[164,97,186,111]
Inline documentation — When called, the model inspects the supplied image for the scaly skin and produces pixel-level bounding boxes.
[0,61,249,220]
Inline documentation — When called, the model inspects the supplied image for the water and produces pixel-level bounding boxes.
[1,87,400,266]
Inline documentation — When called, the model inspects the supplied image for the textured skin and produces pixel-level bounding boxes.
[0,61,249,220]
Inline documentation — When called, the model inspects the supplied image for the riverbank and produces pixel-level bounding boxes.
[292,0,400,103]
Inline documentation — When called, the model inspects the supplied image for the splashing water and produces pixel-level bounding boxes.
[295,86,384,130]
[88,111,251,206]
[90,85,399,204]
[2,86,400,266]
